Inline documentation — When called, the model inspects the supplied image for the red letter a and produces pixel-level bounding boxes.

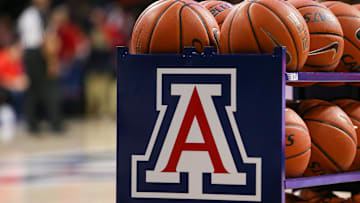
[162,87,228,173]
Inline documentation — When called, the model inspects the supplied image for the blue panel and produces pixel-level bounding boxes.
[117,47,286,203]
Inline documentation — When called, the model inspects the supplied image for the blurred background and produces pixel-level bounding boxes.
[0,0,358,202]
[0,0,150,202]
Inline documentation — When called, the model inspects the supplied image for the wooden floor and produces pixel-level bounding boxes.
[0,118,352,203]
[0,118,116,203]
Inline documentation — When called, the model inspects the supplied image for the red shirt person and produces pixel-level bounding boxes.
[0,42,28,92]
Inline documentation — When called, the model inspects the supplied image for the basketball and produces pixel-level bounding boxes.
[286,193,307,203]
[287,82,317,87]
[219,0,310,72]
[200,1,234,29]
[319,82,346,87]
[333,99,356,107]
[297,99,332,116]
[348,82,360,87]
[286,100,300,110]
[285,108,311,178]
[354,4,360,11]
[333,99,360,171]
[130,0,220,54]
[323,1,360,72]
[289,0,344,72]
[297,99,357,176]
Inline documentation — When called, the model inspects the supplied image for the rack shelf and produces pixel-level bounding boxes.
[285,72,360,190]
[286,172,360,189]
[286,72,360,82]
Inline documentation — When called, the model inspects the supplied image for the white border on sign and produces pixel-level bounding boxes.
[131,68,262,201]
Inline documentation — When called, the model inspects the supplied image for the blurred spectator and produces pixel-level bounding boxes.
[17,0,64,134]
[0,34,28,143]
[85,6,122,118]
[0,16,14,49]
[56,6,88,64]
[104,3,130,48]
[47,5,89,116]
[1,0,138,129]
[0,36,27,92]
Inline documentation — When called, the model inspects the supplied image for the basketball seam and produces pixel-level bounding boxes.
[179,3,185,53]
[304,118,357,146]
[208,3,222,10]
[312,139,344,172]
[201,1,212,7]
[218,20,224,26]
[326,2,340,9]
[186,3,213,52]
[304,61,339,69]
[309,32,343,38]
[339,100,358,109]
[247,2,263,53]
[178,3,212,53]
[285,124,309,133]
[296,4,327,10]
[285,146,311,160]
[280,0,299,13]
[350,115,360,124]
[299,103,333,117]
[336,15,360,19]
[344,36,360,52]
[254,1,300,71]
[227,5,243,53]
[147,0,182,53]
[133,0,170,30]
[135,28,143,53]
[133,0,170,53]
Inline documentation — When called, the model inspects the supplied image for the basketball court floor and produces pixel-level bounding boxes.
[0,118,353,203]
[0,118,116,203]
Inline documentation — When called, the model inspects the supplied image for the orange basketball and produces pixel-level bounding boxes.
[200,1,234,29]
[130,0,220,54]
[333,98,356,107]
[297,99,332,116]
[318,82,346,87]
[333,99,360,171]
[297,99,357,176]
[289,0,344,72]
[286,82,317,87]
[286,100,301,110]
[348,82,360,87]
[285,108,311,178]
[354,4,360,11]
[219,0,310,72]
[286,193,307,203]
[323,1,360,72]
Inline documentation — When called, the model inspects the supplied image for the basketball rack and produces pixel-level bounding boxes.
[117,46,360,203]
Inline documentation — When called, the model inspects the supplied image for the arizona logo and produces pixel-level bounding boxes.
[131,68,262,201]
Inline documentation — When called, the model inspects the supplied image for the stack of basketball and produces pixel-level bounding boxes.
[130,0,360,71]
[285,98,360,179]
[130,0,360,87]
